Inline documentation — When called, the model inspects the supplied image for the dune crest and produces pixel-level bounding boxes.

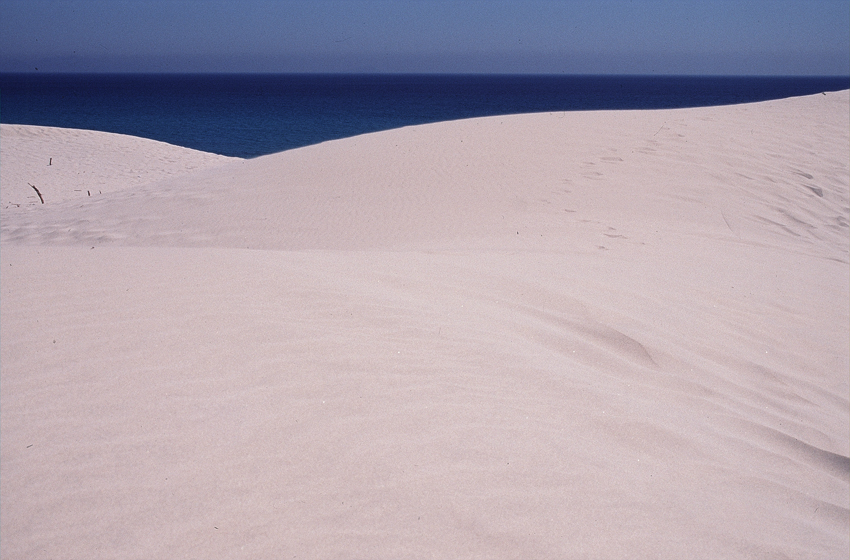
[2,92,848,259]
[1,124,239,207]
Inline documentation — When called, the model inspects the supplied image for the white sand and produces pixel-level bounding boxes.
[1,92,848,559]
[1,124,240,207]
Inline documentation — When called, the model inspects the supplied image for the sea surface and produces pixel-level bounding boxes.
[1,74,847,158]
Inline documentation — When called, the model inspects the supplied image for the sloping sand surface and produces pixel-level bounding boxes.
[2,92,848,559]
[1,124,239,206]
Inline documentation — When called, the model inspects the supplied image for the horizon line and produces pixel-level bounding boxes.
[2,71,849,79]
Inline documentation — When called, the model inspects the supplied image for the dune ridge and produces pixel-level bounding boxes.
[1,92,848,559]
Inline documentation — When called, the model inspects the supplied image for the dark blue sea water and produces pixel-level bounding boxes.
[1,74,847,158]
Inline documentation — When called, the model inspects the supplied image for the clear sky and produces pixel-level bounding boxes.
[1,0,848,75]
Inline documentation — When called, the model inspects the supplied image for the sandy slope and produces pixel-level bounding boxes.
[1,124,239,206]
[1,92,848,559]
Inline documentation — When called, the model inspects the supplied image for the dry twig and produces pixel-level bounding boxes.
[28,183,44,204]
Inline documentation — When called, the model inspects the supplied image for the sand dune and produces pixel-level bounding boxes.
[1,92,848,559]
[3,94,848,256]
[1,124,239,206]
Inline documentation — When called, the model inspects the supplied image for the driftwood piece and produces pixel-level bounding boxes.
[28,183,44,204]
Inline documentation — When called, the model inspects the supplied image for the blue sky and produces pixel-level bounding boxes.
[1,0,848,74]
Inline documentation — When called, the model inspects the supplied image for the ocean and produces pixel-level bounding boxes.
[1,74,847,158]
